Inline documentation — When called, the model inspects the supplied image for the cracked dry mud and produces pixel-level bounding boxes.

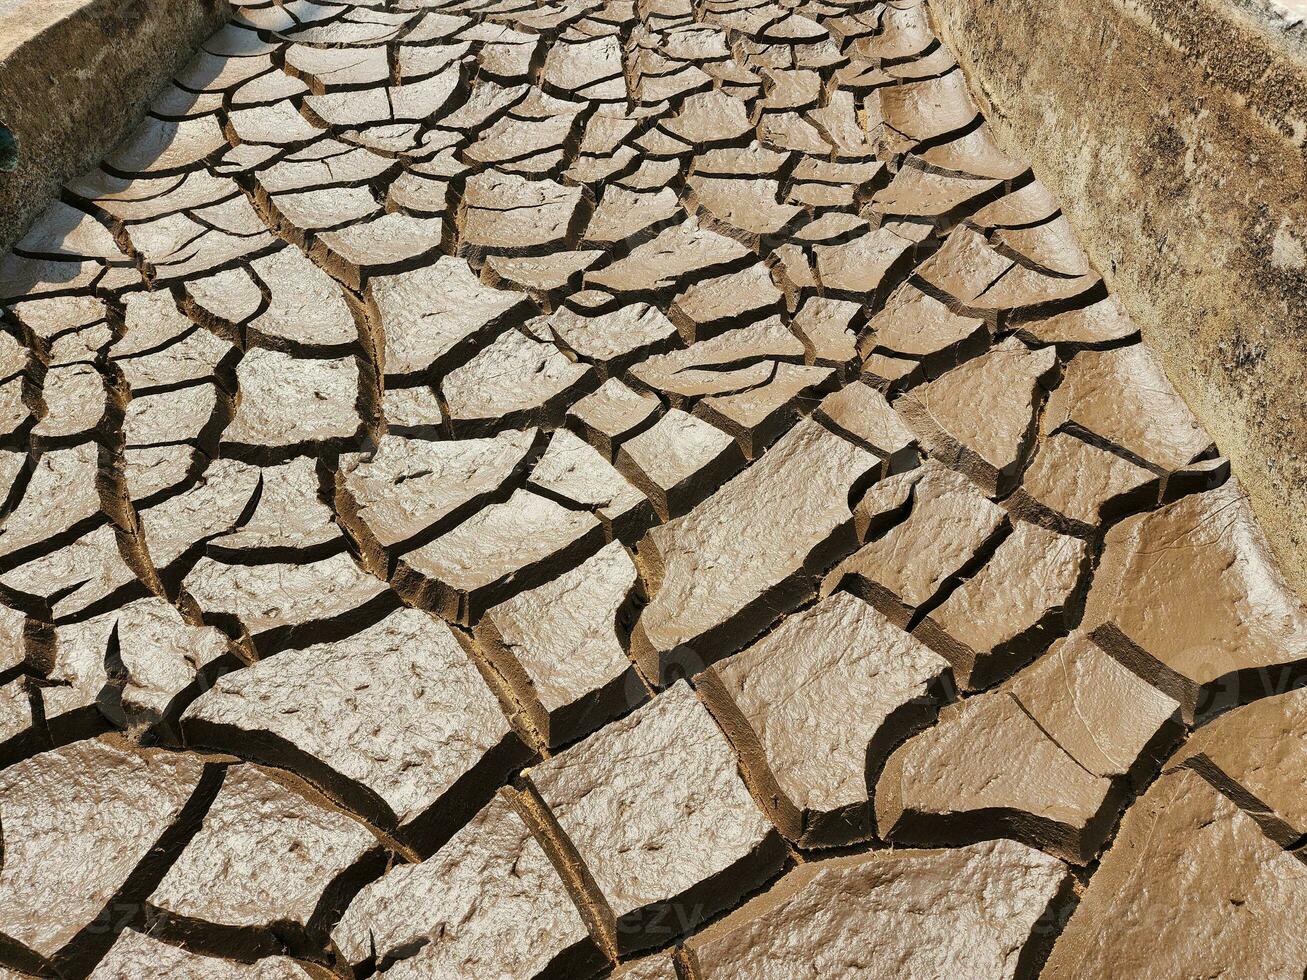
[0,0,1303,976]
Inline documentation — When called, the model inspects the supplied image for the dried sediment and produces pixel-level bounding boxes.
[0,0,1302,975]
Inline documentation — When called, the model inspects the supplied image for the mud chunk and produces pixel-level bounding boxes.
[669,264,784,343]
[8,293,104,344]
[394,488,604,625]
[0,375,32,442]
[148,764,379,956]
[1041,344,1212,471]
[757,112,831,155]
[265,182,381,236]
[894,336,1058,495]
[368,257,530,382]
[826,461,1005,629]
[627,317,804,405]
[814,380,917,474]
[1084,481,1307,721]
[472,30,538,83]
[791,296,860,370]
[227,103,324,150]
[538,303,679,375]
[529,429,651,540]
[586,220,752,295]
[123,383,223,451]
[583,186,680,250]
[0,442,103,567]
[182,609,526,849]
[306,69,460,127]
[759,67,822,113]
[48,326,113,369]
[336,429,535,575]
[880,70,980,146]
[871,165,1001,222]
[633,418,879,683]
[133,218,276,285]
[90,929,315,979]
[223,350,367,461]
[461,171,583,255]
[848,2,932,59]
[699,592,950,847]
[333,789,601,979]
[864,281,989,370]
[208,457,342,562]
[697,361,834,459]
[0,255,100,301]
[443,329,594,436]
[107,115,228,175]
[0,678,40,764]
[1042,769,1307,978]
[685,840,1068,978]
[278,145,410,199]
[914,520,1087,689]
[972,180,1060,229]
[1009,431,1159,534]
[284,43,390,89]
[686,176,802,244]
[849,460,927,535]
[994,216,1091,277]
[182,551,394,655]
[1166,688,1307,844]
[616,408,744,521]
[463,99,583,168]
[115,324,236,394]
[612,951,679,979]
[542,35,626,100]
[484,250,604,295]
[0,602,25,674]
[877,688,1104,863]
[632,58,711,105]
[527,681,785,953]
[813,228,914,297]
[1015,293,1139,348]
[1010,633,1183,782]
[0,524,139,624]
[113,290,194,355]
[245,247,359,355]
[49,597,231,733]
[566,378,662,460]
[0,740,210,975]
[477,541,642,748]
[913,225,1013,305]
[381,384,444,436]
[876,633,1180,863]
[32,362,111,443]
[662,90,752,147]
[313,212,445,290]
[135,457,263,573]
[121,446,200,507]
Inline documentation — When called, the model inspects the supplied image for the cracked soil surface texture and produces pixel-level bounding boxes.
[0,0,1304,976]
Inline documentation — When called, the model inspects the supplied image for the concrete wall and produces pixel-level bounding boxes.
[0,0,229,253]
[929,0,1307,598]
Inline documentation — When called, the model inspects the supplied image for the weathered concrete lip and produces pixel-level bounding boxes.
[930,0,1307,600]
[0,0,115,60]
[0,0,230,253]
